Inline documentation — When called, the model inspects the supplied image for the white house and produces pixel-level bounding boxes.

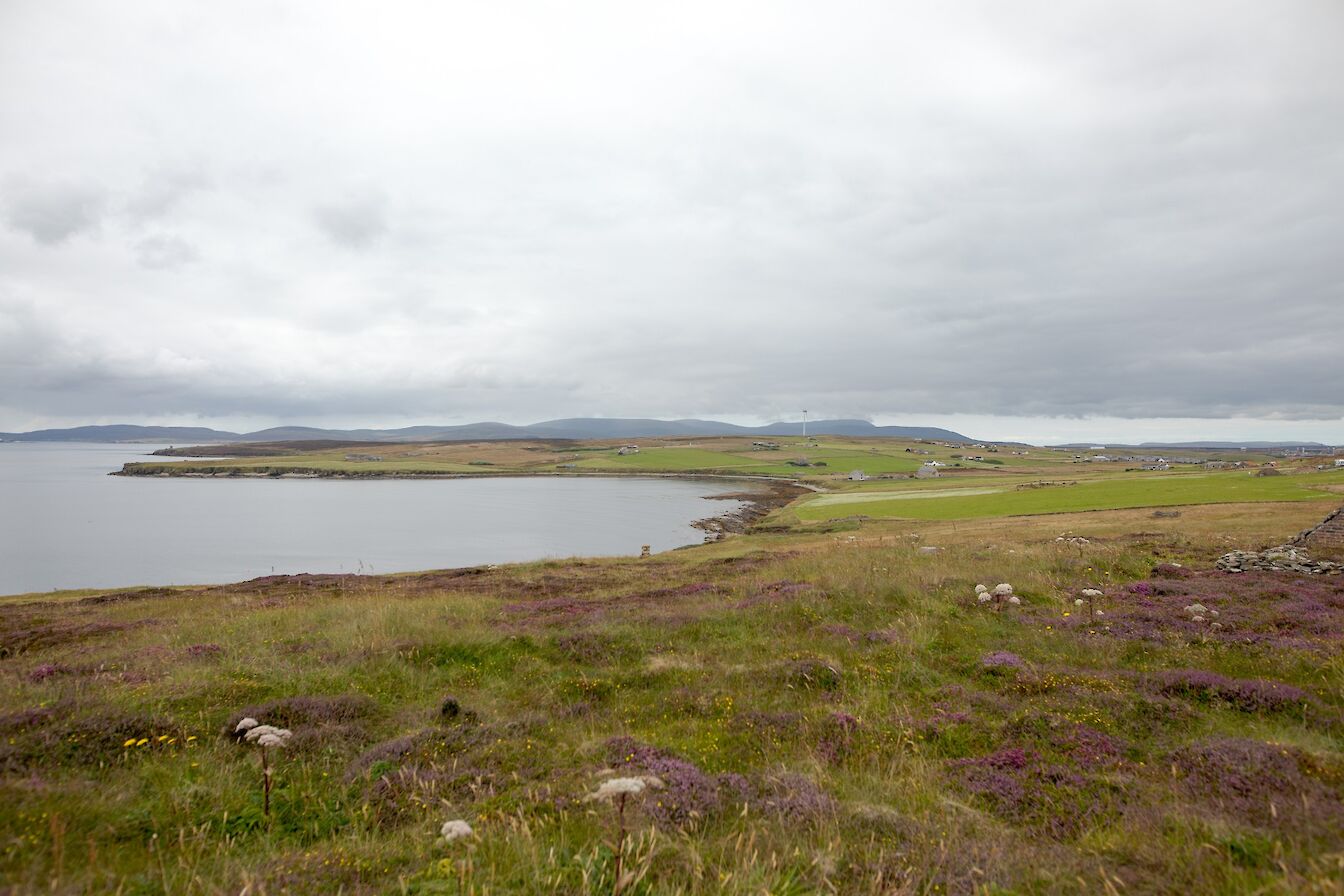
[617,445,640,456]
[848,470,867,481]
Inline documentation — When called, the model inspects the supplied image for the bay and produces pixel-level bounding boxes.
[0,442,744,595]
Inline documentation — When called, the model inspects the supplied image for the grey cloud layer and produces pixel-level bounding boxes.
[1,1,1341,432]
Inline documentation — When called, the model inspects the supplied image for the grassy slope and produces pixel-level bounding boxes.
[2,496,1343,894]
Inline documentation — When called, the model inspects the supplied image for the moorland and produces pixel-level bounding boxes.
[4,435,1344,893]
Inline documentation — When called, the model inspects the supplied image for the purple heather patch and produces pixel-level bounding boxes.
[1171,737,1344,832]
[981,651,1026,670]
[605,736,834,826]
[26,663,69,683]
[817,711,860,764]
[1150,670,1313,714]
[1051,723,1125,765]
[607,736,727,826]
[1048,569,1344,653]
[948,744,1128,839]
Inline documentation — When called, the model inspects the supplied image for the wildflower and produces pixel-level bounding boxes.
[243,725,292,743]
[1007,595,1020,605]
[1183,603,1208,616]
[587,776,661,802]
[236,720,292,818]
[974,584,988,595]
[440,819,473,842]
[123,738,136,748]
[993,583,1013,596]
[977,593,992,603]
[1081,589,1103,599]
[1075,599,1084,606]
[587,773,662,888]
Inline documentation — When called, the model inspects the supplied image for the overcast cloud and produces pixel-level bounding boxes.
[1,1,1341,441]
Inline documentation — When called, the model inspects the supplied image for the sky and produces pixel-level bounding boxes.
[2,1,1342,445]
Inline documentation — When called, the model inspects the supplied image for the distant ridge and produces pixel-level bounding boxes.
[1053,441,1339,450]
[0,418,974,444]
[0,424,240,443]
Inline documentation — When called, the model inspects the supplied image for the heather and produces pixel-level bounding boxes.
[2,512,1343,893]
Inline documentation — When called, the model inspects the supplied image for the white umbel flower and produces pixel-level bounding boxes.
[993,583,1013,596]
[587,776,662,802]
[235,718,259,733]
[977,593,992,603]
[1007,595,1021,605]
[244,725,292,744]
[974,584,988,595]
[257,733,287,748]
[440,819,473,842]
[1081,589,1103,598]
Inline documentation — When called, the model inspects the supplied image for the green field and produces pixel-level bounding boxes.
[572,447,760,471]
[796,470,1344,521]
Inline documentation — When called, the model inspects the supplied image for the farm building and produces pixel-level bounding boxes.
[848,470,867,481]
[617,445,639,456]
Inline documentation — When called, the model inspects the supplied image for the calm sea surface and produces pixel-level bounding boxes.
[0,443,745,595]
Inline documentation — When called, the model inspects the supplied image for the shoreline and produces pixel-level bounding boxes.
[111,465,815,526]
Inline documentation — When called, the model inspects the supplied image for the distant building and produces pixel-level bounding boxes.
[617,446,639,456]
[848,470,867,481]
[1142,462,1170,471]
[1336,459,1344,468]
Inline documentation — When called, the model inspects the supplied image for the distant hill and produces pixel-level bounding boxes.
[0,424,240,442]
[1054,441,1338,450]
[0,418,973,444]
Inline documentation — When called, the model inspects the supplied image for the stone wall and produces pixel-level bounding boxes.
[1291,505,1344,558]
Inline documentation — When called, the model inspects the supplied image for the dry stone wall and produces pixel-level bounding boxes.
[1290,505,1344,558]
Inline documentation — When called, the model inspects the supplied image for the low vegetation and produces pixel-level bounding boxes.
[2,483,1342,893]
